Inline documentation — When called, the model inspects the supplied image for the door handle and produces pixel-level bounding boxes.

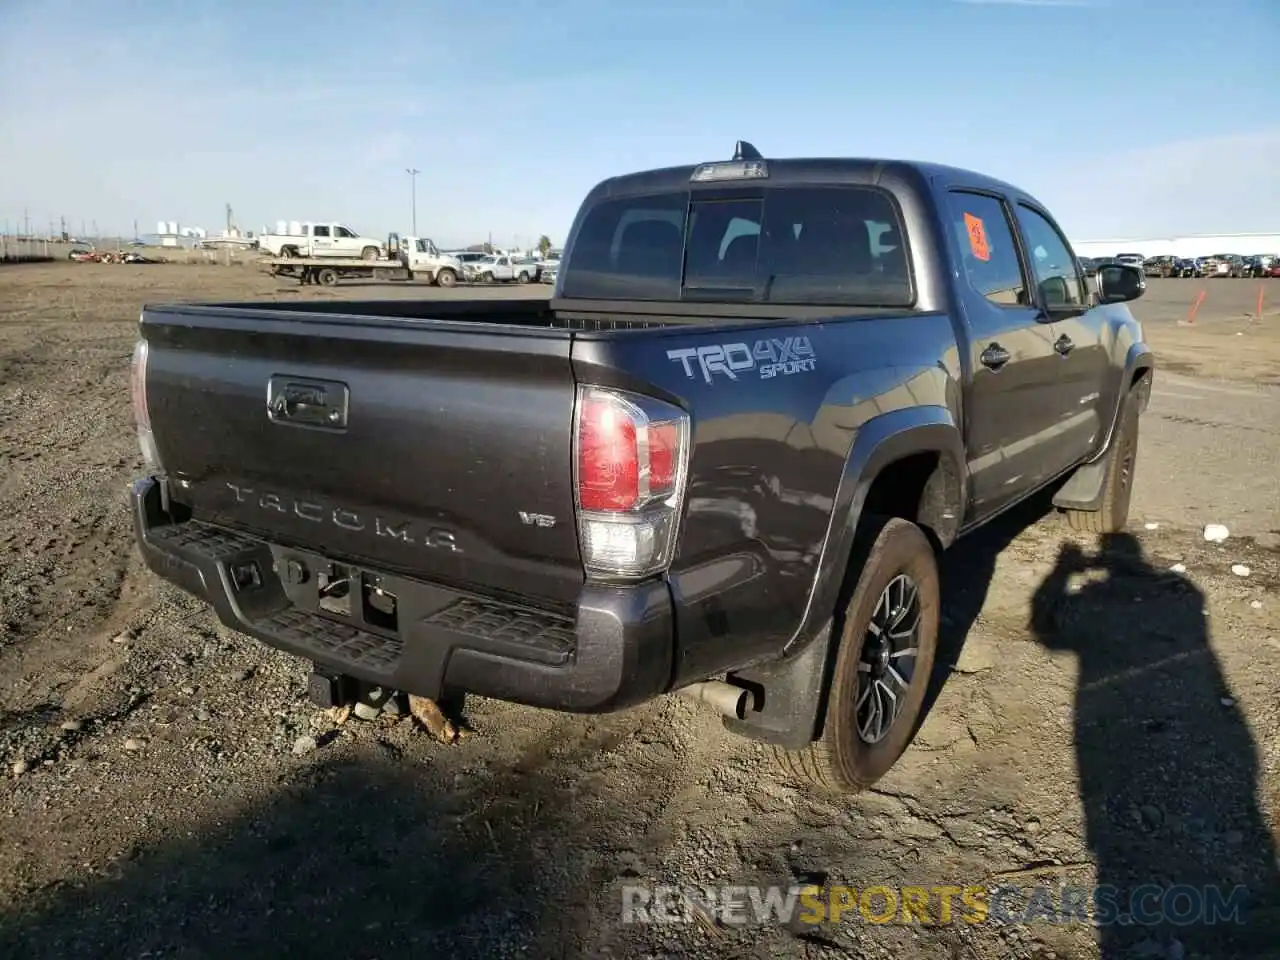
[1054,334,1075,356]
[980,343,1011,370]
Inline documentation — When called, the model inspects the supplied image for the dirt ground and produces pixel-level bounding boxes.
[0,262,1277,960]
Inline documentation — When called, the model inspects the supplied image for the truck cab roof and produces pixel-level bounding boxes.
[584,155,1030,206]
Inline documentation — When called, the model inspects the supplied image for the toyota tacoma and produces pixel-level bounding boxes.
[127,142,1153,793]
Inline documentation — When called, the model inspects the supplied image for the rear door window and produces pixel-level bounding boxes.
[945,191,1028,307]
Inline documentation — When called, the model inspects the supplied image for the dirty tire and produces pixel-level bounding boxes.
[480,271,494,283]
[1065,391,1139,535]
[361,246,380,261]
[279,247,297,259]
[435,268,456,288]
[518,270,530,283]
[773,517,939,793]
[316,268,339,286]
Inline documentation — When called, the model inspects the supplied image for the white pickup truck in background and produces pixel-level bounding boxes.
[258,222,384,260]
[460,254,539,283]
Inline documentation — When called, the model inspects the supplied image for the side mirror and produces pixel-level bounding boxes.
[1037,275,1071,308]
[1096,263,1145,304]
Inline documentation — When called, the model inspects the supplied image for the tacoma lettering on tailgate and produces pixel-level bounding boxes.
[224,482,461,552]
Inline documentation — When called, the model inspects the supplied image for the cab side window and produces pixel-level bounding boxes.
[1014,204,1085,308]
[945,191,1027,307]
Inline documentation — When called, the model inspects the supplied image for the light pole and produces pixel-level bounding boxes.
[406,168,420,235]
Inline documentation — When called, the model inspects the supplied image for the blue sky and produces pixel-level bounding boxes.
[0,0,1276,248]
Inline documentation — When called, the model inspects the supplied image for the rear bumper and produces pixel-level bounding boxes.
[130,477,674,712]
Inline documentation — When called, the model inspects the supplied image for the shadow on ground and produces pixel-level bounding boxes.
[1029,532,1280,958]
[0,731,659,959]
[920,494,1278,956]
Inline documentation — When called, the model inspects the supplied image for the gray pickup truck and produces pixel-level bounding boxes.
[127,141,1152,793]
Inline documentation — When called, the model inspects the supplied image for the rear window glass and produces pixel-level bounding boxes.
[561,186,912,306]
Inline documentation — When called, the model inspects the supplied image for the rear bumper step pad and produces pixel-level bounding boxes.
[130,477,674,712]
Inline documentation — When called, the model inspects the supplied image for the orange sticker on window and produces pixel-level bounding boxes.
[964,213,991,262]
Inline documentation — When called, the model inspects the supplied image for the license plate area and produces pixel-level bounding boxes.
[278,553,401,637]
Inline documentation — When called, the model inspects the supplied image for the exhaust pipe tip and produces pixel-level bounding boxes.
[676,680,754,720]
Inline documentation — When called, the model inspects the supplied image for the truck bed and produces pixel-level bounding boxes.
[260,257,403,269]
[175,296,899,332]
[135,295,885,610]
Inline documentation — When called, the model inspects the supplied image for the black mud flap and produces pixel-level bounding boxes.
[720,620,837,751]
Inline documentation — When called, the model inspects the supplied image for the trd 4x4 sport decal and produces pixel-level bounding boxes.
[667,336,816,384]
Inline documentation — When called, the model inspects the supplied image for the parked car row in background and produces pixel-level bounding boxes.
[444,249,560,284]
[1078,253,1279,279]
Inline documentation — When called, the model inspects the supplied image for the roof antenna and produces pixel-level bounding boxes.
[733,140,762,161]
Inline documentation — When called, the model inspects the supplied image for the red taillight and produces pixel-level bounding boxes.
[648,422,678,491]
[576,393,685,513]
[573,386,690,580]
[578,396,640,511]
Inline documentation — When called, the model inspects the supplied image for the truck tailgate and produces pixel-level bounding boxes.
[141,308,584,604]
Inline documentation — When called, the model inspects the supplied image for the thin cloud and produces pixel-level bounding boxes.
[953,0,1104,8]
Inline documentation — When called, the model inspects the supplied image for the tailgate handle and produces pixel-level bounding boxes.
[267,376,349,430]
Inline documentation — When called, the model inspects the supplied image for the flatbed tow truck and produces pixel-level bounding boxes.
[262,233,465,287]
[263,255,407,286]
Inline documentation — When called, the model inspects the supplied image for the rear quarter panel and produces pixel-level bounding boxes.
[572,314,963,684]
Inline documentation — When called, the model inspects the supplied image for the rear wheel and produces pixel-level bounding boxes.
[517,270,530,283]
[1064,391,1139,534]
[316,268,339,286]
[361,246,380,261]
[772,517,939,793]
[435,268,457,288]
[279,247,297,259]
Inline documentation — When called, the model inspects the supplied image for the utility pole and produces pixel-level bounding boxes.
[405,168,420,235]
[23,208,30,238]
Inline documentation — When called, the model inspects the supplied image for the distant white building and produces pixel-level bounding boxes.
[1072,233,1280,259]
[155,219,184,248]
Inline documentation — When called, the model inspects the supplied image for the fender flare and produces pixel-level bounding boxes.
[723,405,966,749]
[1052,344,1154,512]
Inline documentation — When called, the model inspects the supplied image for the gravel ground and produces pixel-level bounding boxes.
[0,262,1277,959]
